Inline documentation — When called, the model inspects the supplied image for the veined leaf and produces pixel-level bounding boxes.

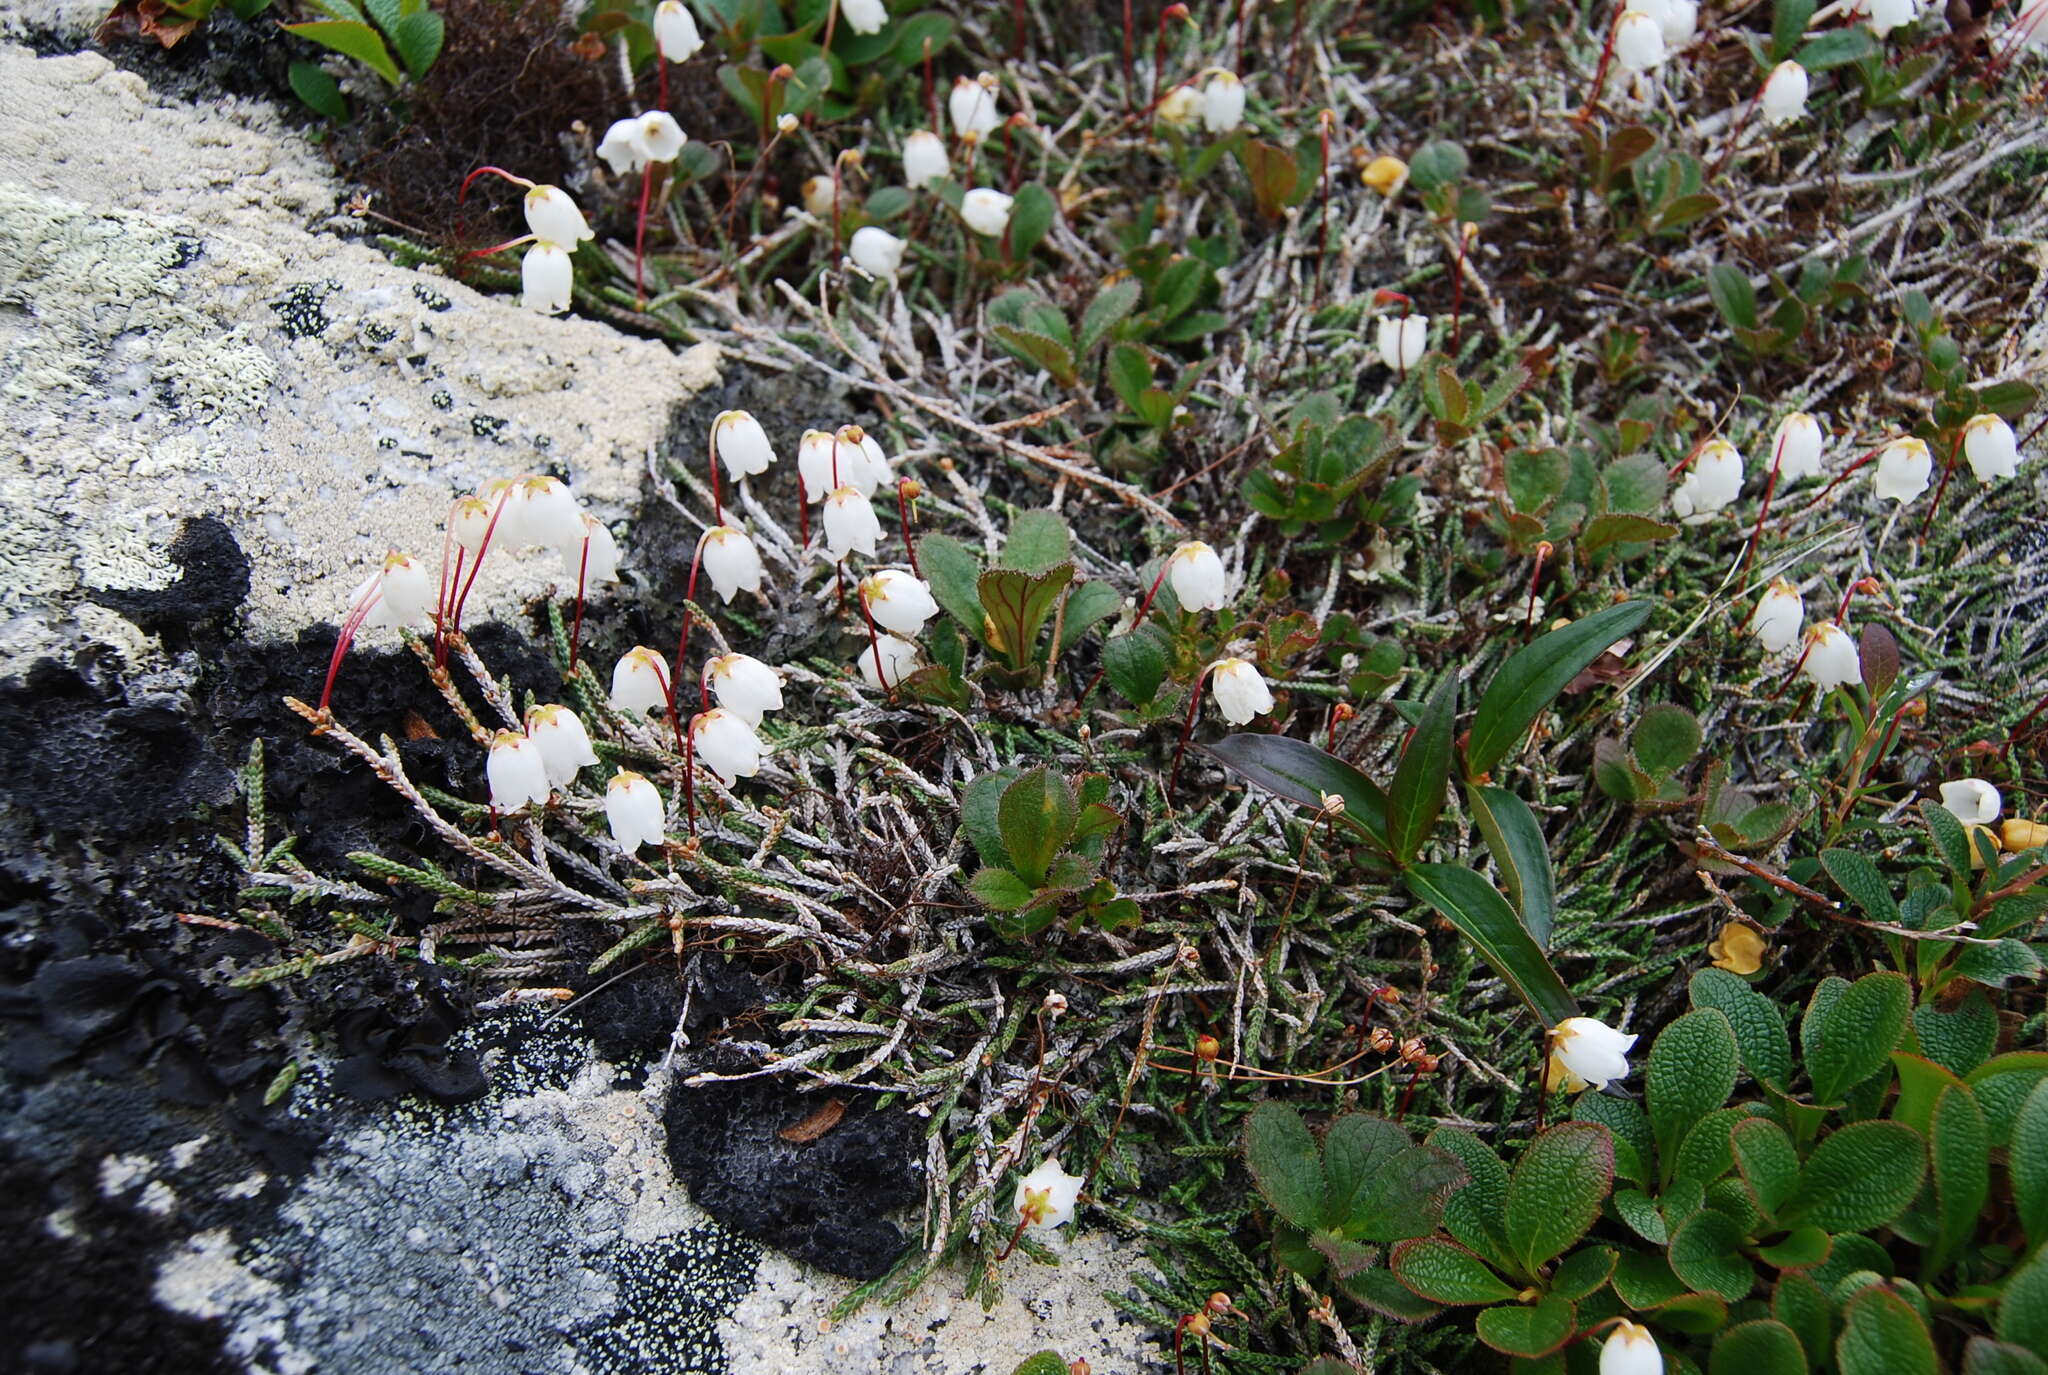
[1202,733,1391,852]
[1403,864,1577,1027]
[283,19,402,84]
[1387,675,1458,865]
[1466,601,1653,778]
[1467,784,1556,949]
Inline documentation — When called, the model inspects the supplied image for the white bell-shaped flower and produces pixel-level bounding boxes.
[843,424,891,491]
[1962,413,2019,483]
[1626,0,1696,46]
[487,729,553,811]
[525,704,599,788]
[1760,60,1810,125]
[700,525,765,603]
[1614,10,1668,72]
[713,410,777,480]
[849,225,907,280]
[653,0,703,62]
[1377,315,1428,372]
[1862,0,1919,39]
[599,118,649,176]
[598,111,687,175]
[1167,540,1229,612]
[1772,412,1825,482]
[1199,68,1246,134]
[1599,1320,1662,1375]
[562,514,621,584]
[1209,658,1276,726]
[479,477,532,546]
[1672,439,1744,523]
[351,551,436,630]
[800,176,836,219]
[690,708,764,786]
[949,73,1003,141]
[450,495,494,555]
[1157,84,1202,128]
[1874,437,1932,504]
[841,0,887,35]
[822,486,883,560]
[1751,580,1804,656]
[606,769,666,853]
[798,427,885,499]
[511,475,585,549]
[1549,1015,1637,1091]
[862,569,939,636]
[960,187,1015,237]
[611,645,673,716]
[858,632,920,689]
[523,185,594,245]
[1013,1158,1082,1231]
[521,242,573,315]
[903,129,949,189]
[1800,621,1862,692]
[705,652,784,726]
[1939,778,2002,827]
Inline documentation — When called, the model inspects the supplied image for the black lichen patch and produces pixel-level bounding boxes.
[663,1065,922,1281]
[88,516,251,638]
[559,940,766,1077]
[411,283,453,313]
[314,958,487,1105]
[580,1225,760,1375]
[471,412,509,440]
[270,280,340,341]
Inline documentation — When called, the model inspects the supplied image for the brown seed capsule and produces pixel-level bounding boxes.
[1369,1027,1396,1054]
[1416,1052,1441,1073]
[1194,1034,1221,1062]
[1399,1036,1426,1063]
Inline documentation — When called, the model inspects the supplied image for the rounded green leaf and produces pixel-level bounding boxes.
[1549,1244,1617,1301]
[1997,1248,2048,1355]
[1504,1122,1614,1273]
[1474,1295,1576,1358]
[1711,1319,1809,1375]
[1757,1226,1831,1271]
[1926,1084,1989,1280]
[1805,972,1910,1107]
[1631,703,1702,775]
[1010,1355,1069,1375]
[1670,1207,1755,1302]
[1573,1094,1653,1187]
[1838,1286,1938,1375]
[1466,601,1654,778]
[1784,1121,1925,1235]
[1963,1340,2048,1375]
[1648,1010,1739,1179]
[1773,1271,1835,1368]
[1389,1236,1518,1305]
[1244,1102,1326,1231]
[1689,969,1793,1092]
[2012,1078,2048,1248]
[1731,1117,1802,1219]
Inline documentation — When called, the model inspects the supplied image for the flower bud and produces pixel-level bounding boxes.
[561,513,621,584]
[521,242,573,315]
[1760,60,1810,125]
[1166,540,1228,611]
[858,632,920,689]
[652,0,703,62]
[690,708,765,787]
[606,769,666,853]
[1772,411,1825,481]
[1799,621,1862,692]
[1208,658,1275,726]
[523,185,593,246]
[525,704,599,787]
[861,569,939,636]
[903,129,949,189]
[1376,314,1428,372]
[713,410,777,480]
[1671,439,1744,523]
[705,652,784,726]
[1613,10,1667,72]
[610,645,672,716]
[1599,1319,1661,1375]
[351,551,436,629]
[800,176,835,220]
[1013,1158,1082,1230]
[1873,437,1932,504]
[949,73,1002,140]
[1751,579,1803,656]
[960,187,1015,237]
[487,729,553,811]
[1962,413,2019,484]
[849,225,908,280]
[700,525,765,603]
[1548,1015,1637,1091]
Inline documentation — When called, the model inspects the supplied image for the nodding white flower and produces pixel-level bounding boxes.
[1198,68,1246,134]
[1760,60,1810,126]
[841,0,887,35]
[1874,437,1933,504]
[562,513,620,582]
[798,427,885,499]
[598,119,646,176]
[1599,1320,1662,1375]
[822,486,883,559]
[861,569,938,636]
[800,176,836,220]
[704,652,784,726]
[1376,314,1428,372]
[606,769,666,853]
[599,111,688,175]
[1800,621,1862,692]
[713,410,776,481]
[487,729,553,811]
[1962,413,2019,483]
[1672,439,1744,523]
[1626,0,1696,46]
[949,73,1002,141]
[858,632,921,689]
[699,525,765,603]
[843,424,890,490]
[689,708,764,787]
[652,0,703,62]
[1861,0,1919,38]
[903,129,949,189]
[1940,778,2003,827]
[351,551,436,629]
[1156,84,1202,127]
[512,475,585,549]
[1772,412,1825,482]
[848,226,907,280]
[525,704,599,787]
[1548,1015,1637,1092]
[1613,10,1668,73]
[1167,540,1229,612]
[523,185,593,245]
[611,645,673,716]
[960,187,1015,237]
[450,495,494,555]
[1013,1158,1083,1231]
[1751,580,1804,656]
[521,242,573,315]
[1209,658,1276,726]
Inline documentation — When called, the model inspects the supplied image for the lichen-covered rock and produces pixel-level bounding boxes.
[0,44,718,673]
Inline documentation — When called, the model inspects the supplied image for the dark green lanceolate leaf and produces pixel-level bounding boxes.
[977,563,1074,676]
[1708,263,1760,331]
[2012,1079,2048,1248]
[1387,675,1458,865]
[1731,1117,1802,1219]
[1000,510,1071,574]
[1923,801,1973,880]
[1770,0,1817,61]
[1005,182,1058,260]
[387,8,443,78]
[1712,1319,1809,1375]
[997,768,1076,886]
[1670,1206,1755,1302]
[960,768,1017,869]
[1925,1084,1989,1280]
[1465,601,1654,778]
[288,60,348,119]
[1804,972,1910,1106]
[2000,1249,2048,1355]
[1058,580,1121,653]
[1244,1102,1324,1231]
[1389,1237,1518,1304]
[1689,969,1793,1091]
[917,533,984,633]
[1647,1010,1739,1180]
[1795,26,1879,70]
[1403,864,1578,1027]
[1783,1121,1925,1234]
[1474,1295,1576,1358]
[1838,1286,1938,1375]
[1202,733,1390,851]
[283,19,402,84]
[1467,785,1556,949]
[1504,1122,1613,1273]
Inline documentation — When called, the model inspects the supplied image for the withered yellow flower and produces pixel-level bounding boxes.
[1707,921,1766,976]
